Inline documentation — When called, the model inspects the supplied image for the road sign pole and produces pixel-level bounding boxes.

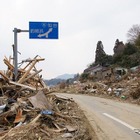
[13,22,58,80]
[13,28,18,81]
[13,28,29,81]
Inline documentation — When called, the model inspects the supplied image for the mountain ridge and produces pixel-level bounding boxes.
[56,73,75,80]
[45,73,75,86]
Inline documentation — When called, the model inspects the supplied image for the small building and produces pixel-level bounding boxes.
[84,65,102,74]
[84,65,112,80]
[84,65,129,81]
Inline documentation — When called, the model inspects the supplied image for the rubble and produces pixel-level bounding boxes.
[0,56,93,140]
[57,71,140,105]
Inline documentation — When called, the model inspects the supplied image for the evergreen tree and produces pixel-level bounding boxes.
[95,41,106,65]
[123,43,137,55]
[113,39,125,55]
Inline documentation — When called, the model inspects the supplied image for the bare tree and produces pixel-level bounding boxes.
[127,24,140,45]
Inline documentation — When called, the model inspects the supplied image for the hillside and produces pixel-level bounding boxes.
[45,78,65,86]
[56,74,75,80]
[45,74,75,86]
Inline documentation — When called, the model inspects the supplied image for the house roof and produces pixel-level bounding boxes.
[84,65,104,73]
[84,64,111,74]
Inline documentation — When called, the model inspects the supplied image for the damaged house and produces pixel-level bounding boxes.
[84,65,128,81]
[84,65,112,80]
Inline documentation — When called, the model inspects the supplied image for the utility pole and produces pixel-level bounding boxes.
[13,28,29,81]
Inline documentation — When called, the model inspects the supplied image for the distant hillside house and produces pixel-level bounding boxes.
[84,65,112,80]
[84,65,102,74]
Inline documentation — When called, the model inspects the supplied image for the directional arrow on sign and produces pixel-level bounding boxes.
[38,28,53,38]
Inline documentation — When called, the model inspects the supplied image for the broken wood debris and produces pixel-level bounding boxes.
[0,56,92,140]
[1,55,47,92]
[0,90,87,140]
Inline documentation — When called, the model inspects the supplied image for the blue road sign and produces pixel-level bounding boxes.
[29,22,58,39]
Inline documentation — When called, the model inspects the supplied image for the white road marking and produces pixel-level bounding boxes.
[103,113,136,130]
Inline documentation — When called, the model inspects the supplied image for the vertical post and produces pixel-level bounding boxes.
[13,28,29,81]
[13,28,18,81]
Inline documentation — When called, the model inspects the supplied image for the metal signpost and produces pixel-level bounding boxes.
[13,28,29,81]
[13,22,58,81]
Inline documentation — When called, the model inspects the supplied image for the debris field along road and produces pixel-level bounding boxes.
[55,93,140,140]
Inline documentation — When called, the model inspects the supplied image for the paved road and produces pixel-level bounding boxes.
[55,93,140,140]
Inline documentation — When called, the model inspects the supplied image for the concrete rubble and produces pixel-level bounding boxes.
[0,56,93,140]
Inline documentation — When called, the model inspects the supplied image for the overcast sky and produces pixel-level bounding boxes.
[0,0,140,79]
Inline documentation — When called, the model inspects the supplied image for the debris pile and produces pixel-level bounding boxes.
[57,72,140,104]
[0,56,93,140]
